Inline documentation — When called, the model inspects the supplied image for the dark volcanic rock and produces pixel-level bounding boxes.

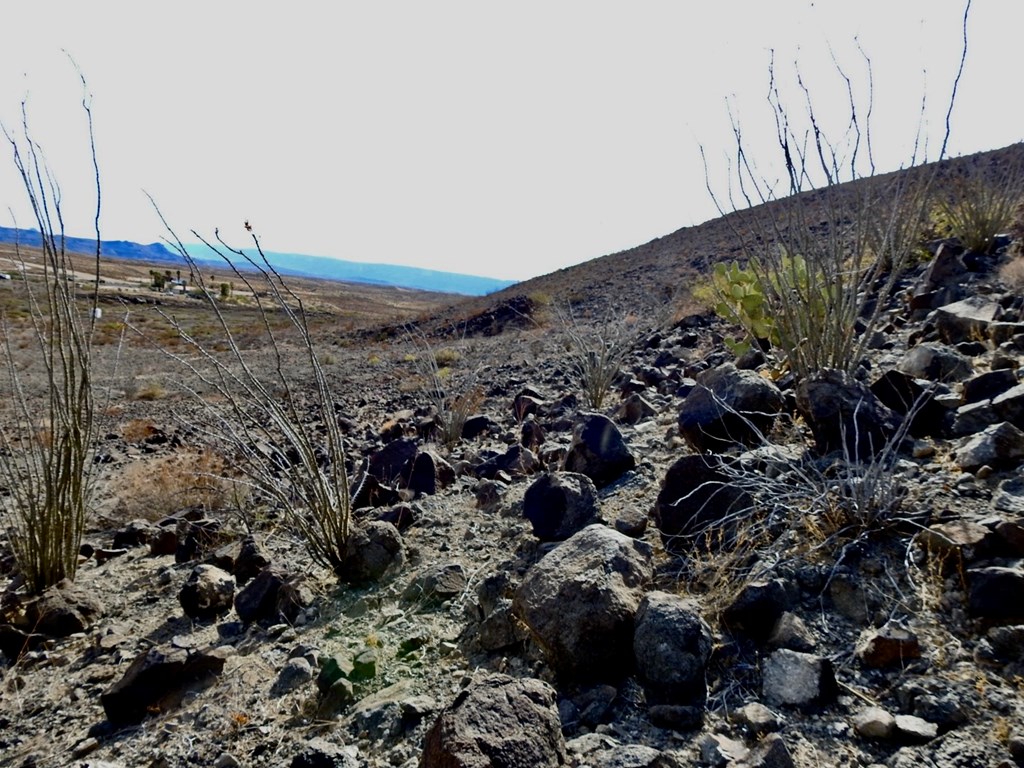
[563,413,635,488]
[677,363,784,453]
[796,369,903,459]
[514,524,652,682]
[421,673,565,768]
[234,567,308,625]
[653,454,752,554]
[101,646,227,725]
[633,591,712,706]
[522,472,600,542]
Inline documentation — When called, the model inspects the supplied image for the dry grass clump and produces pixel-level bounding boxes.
[112,451,235,522]
[934,153,1024,254]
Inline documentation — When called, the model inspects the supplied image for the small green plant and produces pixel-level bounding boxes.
[407,331,481,450]
[711,253,831,370]
[219,282,231,299]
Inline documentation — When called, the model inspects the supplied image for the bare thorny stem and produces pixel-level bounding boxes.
[0,78,102,593]
[128,204,352,573]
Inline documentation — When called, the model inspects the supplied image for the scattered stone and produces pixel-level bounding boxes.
[633,591,712,705]
[955,421,1024,472]
[962,369,1019,404]
[112,519,157,549]
[648,703,704,731]
[894,714,939,743]
[723,579,793,643]
[935,296,1000,345]
[796,370,902,459]
[175,517,224,563]
[514,524,653,682]
[735,733,795,768]
[401,562,468,606]
[653,454,752,554]
[731,702,784,736]
[476,444,539,480]
[290,737,361,768]
[898,343,973,383]
[855,623,923,668]
[368,438,418,487]
[317,677,355,719]
[700,733,749,767]
[616,393,657,425]
[101,645,228,725]
[233,535,270,586]
[25,578,102,637]
[563,412,636,488]
[852,707,897,740]
[762,649,836,708]
[421,673,565,768]
[522,471,600,541]
[918,520,996,566]
[967,565,1024,622]
[337,521,405,584]
[677,363,784,453]
[768,612,816,652]
[234,566,308,625]
[272,657,314,695]
[178,564,235,620]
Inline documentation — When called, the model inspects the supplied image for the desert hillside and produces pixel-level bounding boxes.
[2,142,1024,768]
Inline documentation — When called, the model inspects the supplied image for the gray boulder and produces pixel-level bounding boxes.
[523,472,600,541]
[935,296,1001,345]
[421,673,565,768]
[179,564,236,620]
[514,524,653,682]
[898,344,973,383]
[563,413,636,488]
[796,369,903,460]
[337,521,405,584]
[633,591,712,705]
[677,363,785,453]
[653,455,752,554]
[955,421,1024,472]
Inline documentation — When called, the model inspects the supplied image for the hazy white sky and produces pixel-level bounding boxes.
[0,1,1018,281]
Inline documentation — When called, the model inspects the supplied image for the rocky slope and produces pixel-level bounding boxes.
[3,213,1024,768]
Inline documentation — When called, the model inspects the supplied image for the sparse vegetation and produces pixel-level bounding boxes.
[934,154,1024,253]
[0,94,103,593]
[558,304,649,410]
[140,219,355,575]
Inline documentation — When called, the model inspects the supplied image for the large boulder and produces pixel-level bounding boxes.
[633,591,713,706]
[678,363,785,453]
[653,455,752,554]
[421,673,566,768]
[514,524,653,682]
[796,369,903,460]
[523,472,600,541]
[563,413,635,488]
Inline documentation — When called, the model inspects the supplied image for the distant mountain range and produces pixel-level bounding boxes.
[0,226,516,296]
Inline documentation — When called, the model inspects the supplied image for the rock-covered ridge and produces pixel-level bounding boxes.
[2,234,1024,768]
